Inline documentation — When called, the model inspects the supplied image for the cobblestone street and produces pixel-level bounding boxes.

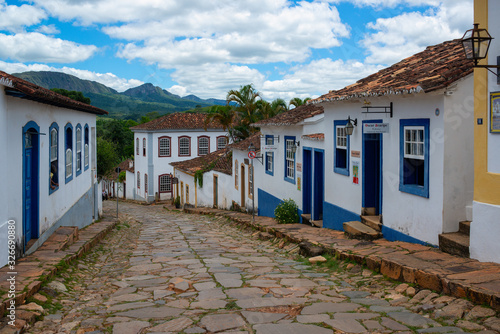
[24,201,500,334]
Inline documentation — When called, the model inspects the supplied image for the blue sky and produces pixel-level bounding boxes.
[0,0,473,100]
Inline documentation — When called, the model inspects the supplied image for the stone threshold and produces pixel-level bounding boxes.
[0,217,119,323]
[182,206,500,311]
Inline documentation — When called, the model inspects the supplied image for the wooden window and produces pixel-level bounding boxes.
[159,174,172,193]
[198,136,210,156]
[217,136,228,150]
[159,136,171,157]
[179,136,191,156]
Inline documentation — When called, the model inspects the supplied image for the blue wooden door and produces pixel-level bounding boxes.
[24,145,33,242]
[313,150,324,221]
[302,148,312,216]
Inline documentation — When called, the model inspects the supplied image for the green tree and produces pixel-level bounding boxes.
[289,97,311,109]
[96,137,119,176]
[226,84,261,127]
[51,88,91,104]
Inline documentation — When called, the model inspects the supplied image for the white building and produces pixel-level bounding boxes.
[230,133,262,214]
[0,71,107,268]
[130,113,229,203]
[171,148,233,209]
[310,39,474,246]
[104,159,135,200]
[252,106,325,223]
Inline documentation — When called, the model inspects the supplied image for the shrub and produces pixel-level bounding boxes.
[174,196,181,208]
[274,198,299,224]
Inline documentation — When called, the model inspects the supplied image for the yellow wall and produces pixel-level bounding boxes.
[474,0,500,204]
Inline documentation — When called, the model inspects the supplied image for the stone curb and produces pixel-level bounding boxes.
[0,216,120,329]
[183,207,500,311]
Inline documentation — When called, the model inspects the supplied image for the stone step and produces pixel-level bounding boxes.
[38,226,79,252]
[459,221,471,236]
[439,232,470,258]
[343,221,382,241]
[361,215,382,232]
[310,220,323,228]
[301,214,312,225]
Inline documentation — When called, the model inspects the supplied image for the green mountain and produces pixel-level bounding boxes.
[12,71,224,118]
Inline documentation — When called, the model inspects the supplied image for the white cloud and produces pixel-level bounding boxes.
[361,0,472,64]
[0,3,47,32]
[35,24,60,35]
[0,33,97,63]
[112,1,349,67]
[0,61,143,92]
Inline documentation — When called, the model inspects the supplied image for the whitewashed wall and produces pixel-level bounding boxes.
[2,91,97,257]
[232,149,262,214]
[0,84,8,267]
[133,129,228,201]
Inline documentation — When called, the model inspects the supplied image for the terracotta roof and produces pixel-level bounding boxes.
[302,133,324,141]
[171,148,232,175]
[105,159,135,179]
[229,132,261,152]
[130,112,225,131]
[0,71,107,115]
[311,39,473,104]
[252,104,324,127]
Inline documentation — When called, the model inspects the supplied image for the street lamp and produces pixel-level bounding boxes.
[461,23,500,78]
[345,116,357,136]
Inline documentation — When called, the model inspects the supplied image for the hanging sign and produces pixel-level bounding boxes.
[364,123,390,133]
[262,145,278,151]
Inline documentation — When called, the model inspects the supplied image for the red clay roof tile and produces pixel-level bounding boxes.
[130,112,225,131]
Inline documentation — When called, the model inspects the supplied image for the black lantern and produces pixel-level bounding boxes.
[461,23,493,66]
[345,116,357,136]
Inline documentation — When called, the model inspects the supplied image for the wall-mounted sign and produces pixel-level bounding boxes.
[352,161,359,185]
[248,151,256,159]
[491,91,500,133]
[262,145,278,151]
[297,177,301,191]
[297,163,302,172]
[364,123,389,134]
[351,150,360,158]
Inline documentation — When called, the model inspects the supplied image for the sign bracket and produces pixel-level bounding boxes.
[362,102,393,118]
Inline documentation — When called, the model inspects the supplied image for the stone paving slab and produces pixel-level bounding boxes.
[185,206,500,311]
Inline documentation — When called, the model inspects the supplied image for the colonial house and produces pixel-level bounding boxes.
[170,148,232,209]
[104,159,135,200]
[0,71,107,268]
[469,0,500,263]
[230,132,262,213]
[130,113,229,203]
[309,39,474,247]
[252,105,325,223]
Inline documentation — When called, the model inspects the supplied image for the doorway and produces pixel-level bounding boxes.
[23,122,40,247]
[213,174,218,208]
[240,165,245,208]
[313,149,325,221]
[363,120,383,215]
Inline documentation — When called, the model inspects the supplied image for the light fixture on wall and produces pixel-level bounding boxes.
[461,23,500,79]
[345,116,357,136]
[289,140,300,153]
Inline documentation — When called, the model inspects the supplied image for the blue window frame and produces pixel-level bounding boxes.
[284,136,296,184]
[49,122,59,194]
[265,135,274,176]
[334,120,349,176]
[84,124,89,171]
[75,124,82,177]
[64,123,73,183]
[399,118,430,198]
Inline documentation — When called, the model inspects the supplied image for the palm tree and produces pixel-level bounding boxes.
[204,105,236,141]
[226,84,261,126]
[256,98,288,120]
[289,97,311,109]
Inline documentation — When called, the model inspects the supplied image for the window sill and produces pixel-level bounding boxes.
[284,177,295,185]
[399,184,429,198]
[334,167,349,176]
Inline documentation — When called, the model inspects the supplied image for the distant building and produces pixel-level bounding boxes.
[0,71,107,268]
[130,113,229,203]
[104,159,135,200]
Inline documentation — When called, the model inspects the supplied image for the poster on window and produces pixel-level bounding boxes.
[491,91,500,133]
[352,161,359,185]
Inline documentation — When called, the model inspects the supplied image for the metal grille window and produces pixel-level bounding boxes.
[76,126,82,173]
[285,138,295,180]
[198,136,209,156]
[159,137,171,157]
[265,136,274,174]
[159,174,172,192]
[179,136,190,156]
[217,136,227,150]
[84,126,89,169]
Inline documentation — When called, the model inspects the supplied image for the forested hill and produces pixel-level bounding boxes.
[13,71,226,118]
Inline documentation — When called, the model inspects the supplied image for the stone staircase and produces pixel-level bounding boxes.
[300,214,323,228]
[439,221,471,258]
[343,215,383,241]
